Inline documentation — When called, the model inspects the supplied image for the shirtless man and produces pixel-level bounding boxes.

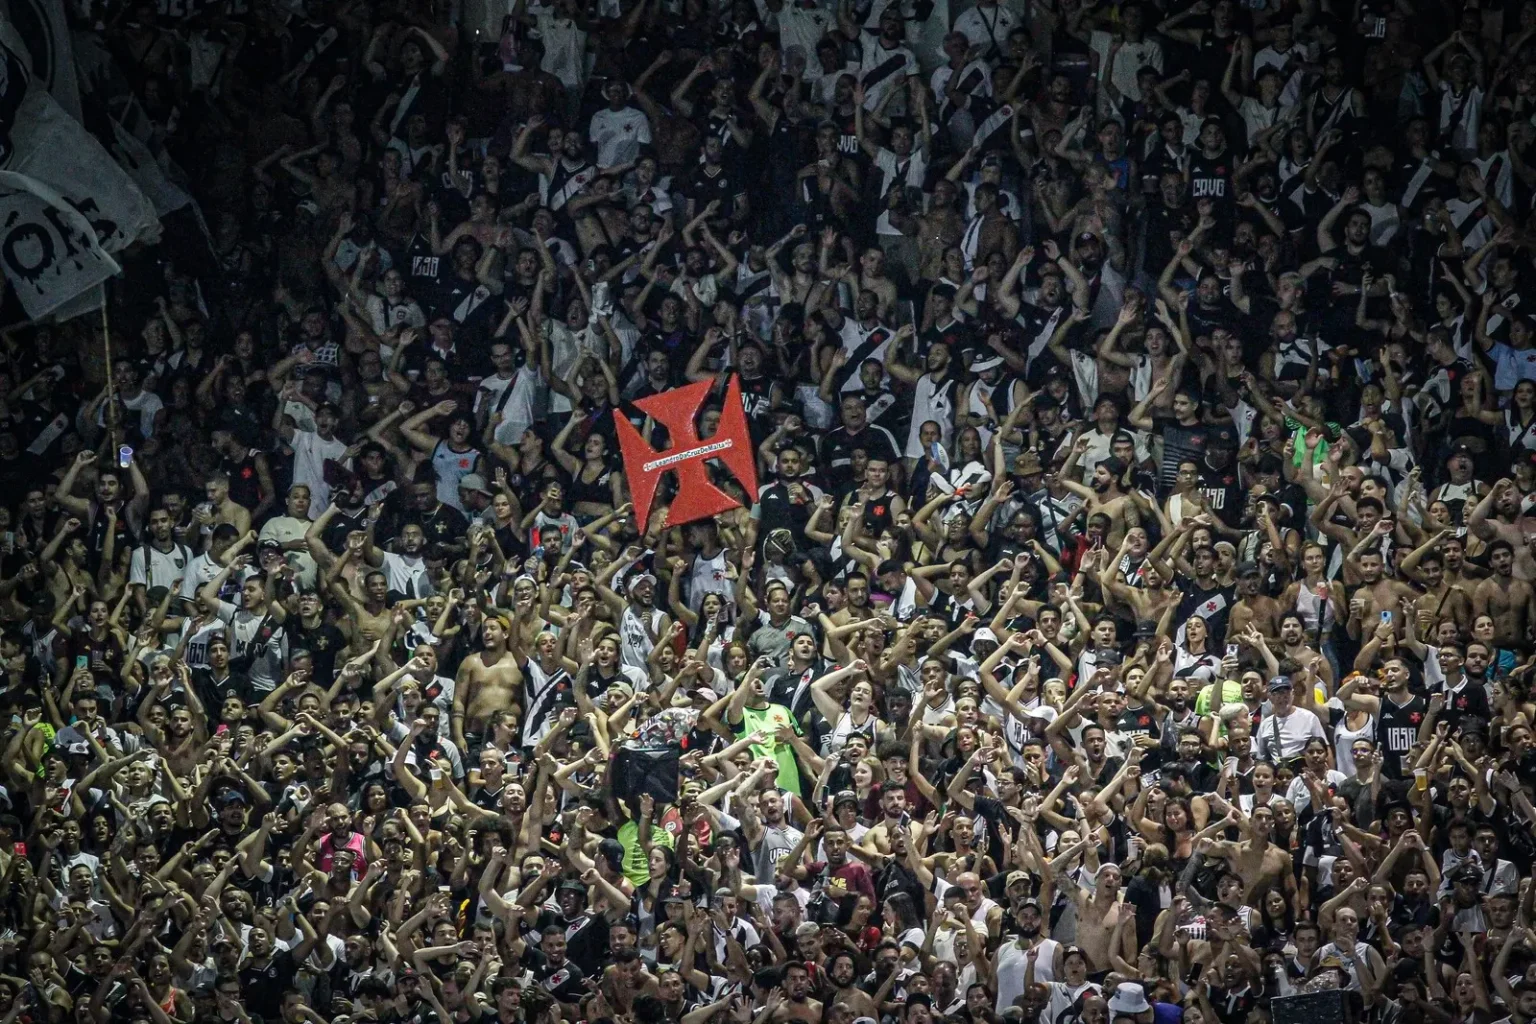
[1342,538,1419,641]
[1059,437,1140,548]
[768,232,818,309]
[824,954,878,1018]
[1276,612,1334,690]
[453,615,524,752]
[1397,531,1473,635]
[771,962,823,1024]
[202,472,253,537]
[1205,804,1299,915]
[1468,478,1536,581]
[1228,562,1282,638]
[1472,539,1536,650]
[330,566,393,652]
[860,781,927,859]
[1059,862,1135,973]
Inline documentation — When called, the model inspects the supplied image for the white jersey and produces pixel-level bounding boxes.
[687,550,731,613]
[619,605,666,672]
[129,541,193,593]
[521,657,575,747]
[903,373,957,458]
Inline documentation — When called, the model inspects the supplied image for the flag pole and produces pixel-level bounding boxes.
[100,288,119,455]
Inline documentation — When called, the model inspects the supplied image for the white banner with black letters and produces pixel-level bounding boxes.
[0,168,119,319]
[4,86,159,251]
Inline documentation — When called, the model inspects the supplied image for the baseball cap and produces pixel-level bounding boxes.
[1006,870,1031,888]
[458,473,493,496]
[1207,424,1239,449]
[1268,676,1293,693]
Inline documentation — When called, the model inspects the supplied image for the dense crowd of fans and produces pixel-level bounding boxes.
[2,3,1536,1024]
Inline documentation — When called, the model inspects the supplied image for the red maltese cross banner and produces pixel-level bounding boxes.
[613,375,760,529]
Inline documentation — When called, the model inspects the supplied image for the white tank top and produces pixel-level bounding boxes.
[1333,710,1376,776]
[687,551,731,612]
[968,380,998,446]
[619,606,665,669]
[1295,580,1336,634]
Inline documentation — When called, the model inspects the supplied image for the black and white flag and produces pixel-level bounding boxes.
[0,168,119,319]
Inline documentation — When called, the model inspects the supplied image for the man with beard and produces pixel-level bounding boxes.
[238,919,322,1020]
[1399,539,1474,636]
[991,901,1056,1013]
[800,824,876,901]
[1058,439,1140,549]
[741,783,806,883]
[506,917,589,1009]
[825,953,879,1017]
[453,614,524,753]
[756,446,825,539]
[1161,728,1217,793]
[860,781,928,859]
[777,961,823,1024]
[1158,681,1201,759]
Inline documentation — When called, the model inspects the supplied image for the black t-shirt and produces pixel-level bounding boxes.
[289,620,348,687]
[417,501,469,551]
[1187,147,1235,208]
[1175,576,1235,646]
[520,943,590,1003]
[683,164,741,210]
[193,667,251,712]
[1198,462,1244,528]
[238,950,298,1019]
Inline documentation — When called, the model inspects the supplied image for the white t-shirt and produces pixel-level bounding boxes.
[96,389,165,440]
[953,2,1019,53]
[1256,707,1327,762]
[858,37,917,113]
[535,10,587,87]
[129,542,192,593]
[1089,30,1163,107]
[381,551,430,598]
[589,105,652,168]
[290,429,350,515]
[477,366,544,445]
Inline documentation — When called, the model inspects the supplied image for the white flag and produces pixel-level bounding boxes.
[109,116,191,217]
[4,86,158,251]
[0,168,118,319]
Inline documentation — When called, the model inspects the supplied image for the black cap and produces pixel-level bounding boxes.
[1207,425,1239,449]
